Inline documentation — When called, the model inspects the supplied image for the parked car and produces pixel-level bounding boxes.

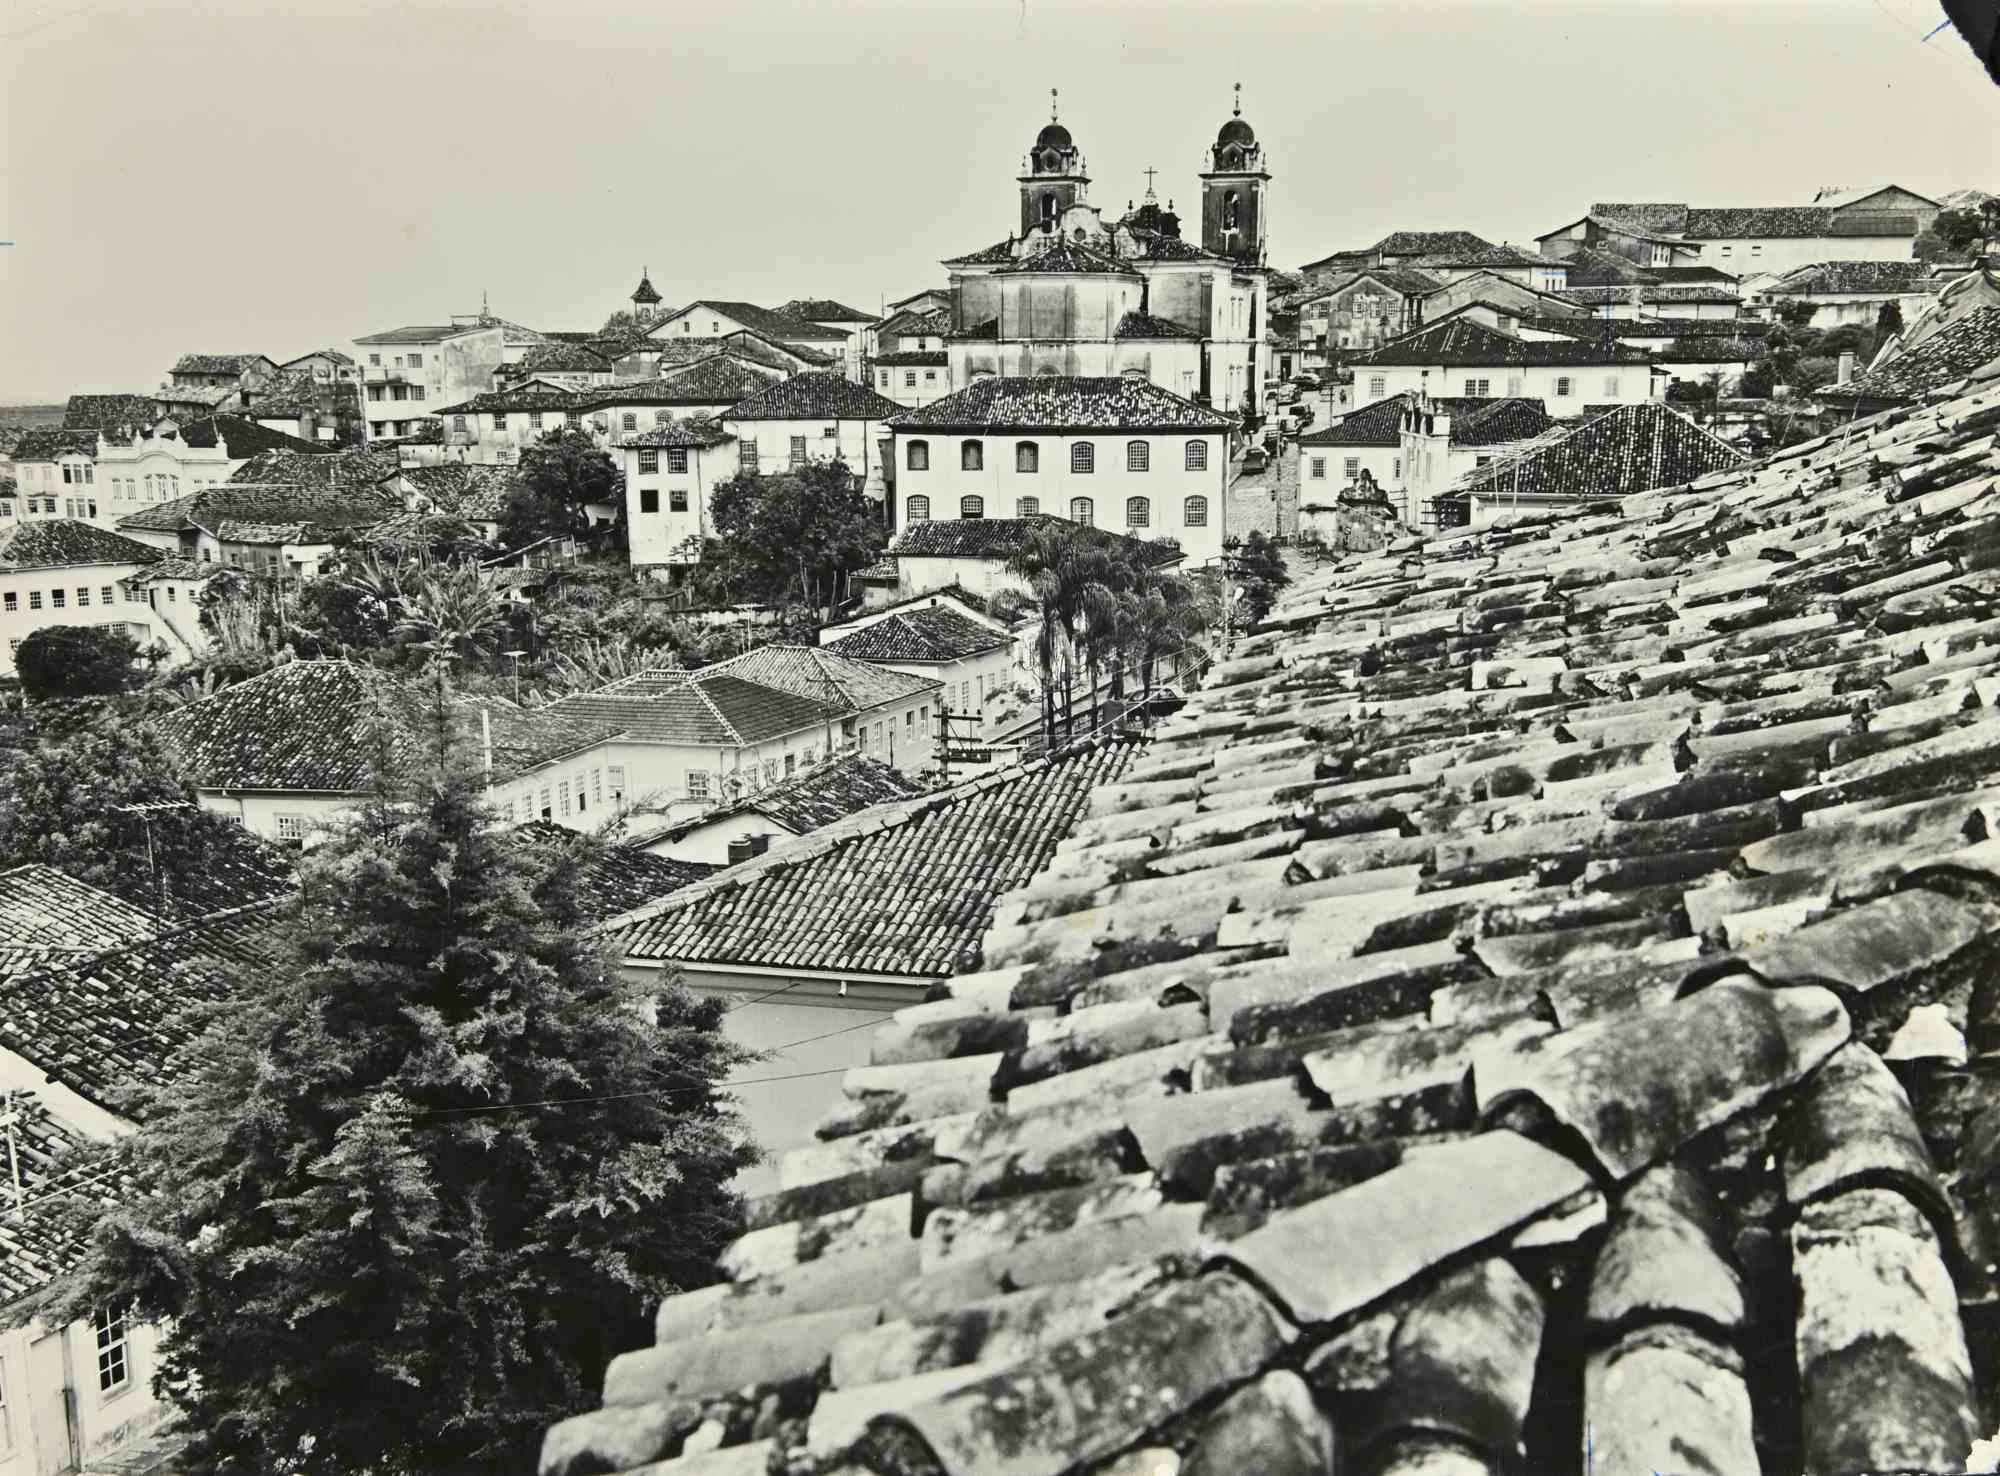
[1294,372,1322,390]
[1241,446,1269,474]
[1285,403,1317,429]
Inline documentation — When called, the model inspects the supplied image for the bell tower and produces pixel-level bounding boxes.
[1199,84,1270,265]
[630,266,663,325]
[1018,89,1091,238]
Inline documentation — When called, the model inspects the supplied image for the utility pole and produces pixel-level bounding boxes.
[115,799,193,914]
[2,1091,23,1222]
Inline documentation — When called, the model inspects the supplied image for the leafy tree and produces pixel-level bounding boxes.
[46,671,755,1475]
[14,624,143,699]
[600,308,641,336]
[0,718,250,912]
[1876,299,1905,342]
[394,560,507,661]
[707,460,883,619]
[1775,300,1818,328]
[1232,531,1291,628]
[502,428,624,546]
[1740,360,1777,399]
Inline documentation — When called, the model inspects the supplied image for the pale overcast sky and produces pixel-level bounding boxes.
[1,0,1994,403]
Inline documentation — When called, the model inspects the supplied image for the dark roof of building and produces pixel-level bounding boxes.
[622,420,735,449]
[723,328,838,370]
[280,348,355,368]
[506,822,717,923]
[873,350,950,367]
[517,341,615,373]
[1591,201,1692,232]
[0,519,162,570]
[1448,401,1747,502]
[823,605,1013,664]
[994,238,1143,278]
[779,298,874,324]
[545,672,756,749]
[435,384,584,417]
[159,661,620,793]
[1296,395,1408,448]
[702,645,940,715]
[890,376,1235,432]
[1682,206,1834,239]
[941,239,1020,268]
[0,1101,127,1303]
[1766,260,1938,295]
[631,271,663,306]
[1300,395,1554,450]
[227,443,399,490]
[548,364,2000,1476]
[12,427,99,462]
[0,865,164,958]
[63,393,159,435]
[1375,229,1497,257]
[603,739,1136,978]
[545,653,926,749]
[1819,306,2000,404]
[888,515,1187,569]
[1522,316,1770,341]
[633,753,935,851]
[1552,246,1661,287]
[175,414,328,457]
[353,324,488,345]
[1406,243,1548,270]
[1353,318,1654,368]
[673,302,849,342]
[117,481,399,537]
[589,358,781,407]
[170,353,271,376]
[1131,235,1231,264]
[1647,266,1741,284]
[396,462,523,519]
[725,372,902,422]
[1114,310,1201,340]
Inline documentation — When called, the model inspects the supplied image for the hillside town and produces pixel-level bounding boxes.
[4,30,2000,1476]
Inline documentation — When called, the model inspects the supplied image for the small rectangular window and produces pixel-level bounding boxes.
[1343,458,1360,479]
[640,488,660,513]
[50,590,64,609]
[94,1305,130,1393]
[1310,458,1326,480]
[607,766,625,801]
[688,770,710,798]
[76,587,89,606]
[670,489,689,511]
[275,814,307,841]
[668,448,688,474]
[2,593,14,611]
[905,371,917,387]
[638,449,659,473]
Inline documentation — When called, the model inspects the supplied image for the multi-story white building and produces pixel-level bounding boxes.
[7,418,327,531]
[620,422,739,568]
[0,520,169,676]
[778,299,878,381]
[350,321,509,444]
[888,376,1233,563]
[643,302,850,372]
[1347,318,1663,415]
[722,372,901,502]
[870,309,953,407]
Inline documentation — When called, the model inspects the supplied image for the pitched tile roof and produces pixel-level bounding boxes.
[227,443,399,490]
[159,661,621,793]
[517,340,615,373]
[170,353,270,376]
[1551,245,1660,287]
[1114,310,1201,340]
[994,238,1144,278]
[175,414,328,457]
[353,324,488,345]
[549,364,2000,1476]
[1591,202,1691,233]
[621,420,735,449]
[674,302,849,342]
[396,461,523,519]
[779,298,875,323]
[1300,395,1555,451]
[0,1099,130,1302]
[603,739,1136,978]
[888,515,1187,568]
[1767,260,1939,295]
[723,372,902,422]
[1523,315,1770,341]
[63,393,158,435]
[434,384,583,417]
[0,864,164,957]
[1553,284,1743,307]
[1819,306,2000,405]
[546,661,894,749]
[941,239,1019,267]
[1404,242,1548,270]
[1447,401,1747,502]
[721,328,838,369]
[872,350,950,367]
[116,479,400,539]
[0,519,162,571]
[595,358,782,407]
[1352,317,1654,368]
[1296,395,1409,448]
[506,821,718,923]
[1374,229,1497,256]
[1683,205,1835,238]
[889,376,1235,432]
[12,427,99,462]
[631,753,935,851]
[701,645,941,715]
[823,606,1013,664]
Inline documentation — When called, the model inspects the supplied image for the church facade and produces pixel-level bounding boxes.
[941,94,1274,419]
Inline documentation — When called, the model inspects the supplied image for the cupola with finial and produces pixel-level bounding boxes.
[631,266,663,324]
[1200,83,1271,265]
[1019,88,1091,238]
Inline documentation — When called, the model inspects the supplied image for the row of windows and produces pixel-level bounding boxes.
[1366,373,1625,400]
[880,368,942,388]
[497,765,628,824]
[109,474,196,501]
[1310,455,1404,482]
[370,420,422,438]
[636,448,691,474]
[15,462,98,485]
[367,384,427,402]
[2,496,96,518]
[906,439,1209,474]
[636,488,691,513]
[906,494,1207,528]
[3,584,139,612]
[366,351,425,368]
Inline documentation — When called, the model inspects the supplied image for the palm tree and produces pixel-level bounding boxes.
[1004,520,1085,749]
[394,560,505,662]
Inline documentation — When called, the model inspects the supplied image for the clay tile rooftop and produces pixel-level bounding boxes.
[544,359,2000,1476]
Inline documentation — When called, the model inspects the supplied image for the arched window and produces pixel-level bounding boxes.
[1071,441,1095,473]
[961,439,984,471]
[906,494,931,522]
[960,495,985,519]
[1126,440,1150,472]
[1041,191,1056,223]
[1017,496,1040,516]
[1070,496,1094,527]
[1126,496,1151,528]
[655,410,671,424]
[1184,495,1209,527]
[622,412,638,431]
[1224,191,1240,231]
[907,439,930,470]
[1015,441,1038,472]
[1185,440,1208,471]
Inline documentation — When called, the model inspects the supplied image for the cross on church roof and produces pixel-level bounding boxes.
[1233,81,1242,117]
[1142,166,1158,200]
[1051,87,1059,121]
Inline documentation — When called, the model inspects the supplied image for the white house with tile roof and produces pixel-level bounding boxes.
[643,302,851,371]
[777,299,878,382]
[0,521,168,676]
[889,376,1234,561]
[1350,317,1666,415]
[619,421,738,568]
[720,373,903,502]
[821,600,1018,738]
[350,320,509,444]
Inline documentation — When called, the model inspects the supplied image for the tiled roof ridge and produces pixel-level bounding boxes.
[594,734,1136,939]
[687,672,747,746]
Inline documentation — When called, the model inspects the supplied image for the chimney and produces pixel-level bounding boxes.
[748,833,772,856]
[727,835,756,865]
[1836,350,1857,384]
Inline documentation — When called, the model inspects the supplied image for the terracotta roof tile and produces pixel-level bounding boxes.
[823,607,1013,664]
[0,519,162,570]
[889,376,1234,432]
[1820,306,2000,405]
[724,373,901,422]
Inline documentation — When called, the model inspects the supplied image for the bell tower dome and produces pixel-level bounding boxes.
[1018,89,1091,238]
[630,266,663,324]
[1199,84,1271,265]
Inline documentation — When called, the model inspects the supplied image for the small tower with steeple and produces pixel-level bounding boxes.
[1018,89,1091,238]
[630,266,663,324]
[1199,84,1271,265]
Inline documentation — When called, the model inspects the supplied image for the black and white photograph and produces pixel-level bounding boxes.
[2,0,2000,1471]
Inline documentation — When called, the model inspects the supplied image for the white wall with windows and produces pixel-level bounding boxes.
[3,454,109,527]
[0,562,165,677]
[622,439,741,567]
[722,415,890,502]
[1351,362,1661,414]
[0,1298,172,1476]
[353,325,506,444]
[894,428,1226,562]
